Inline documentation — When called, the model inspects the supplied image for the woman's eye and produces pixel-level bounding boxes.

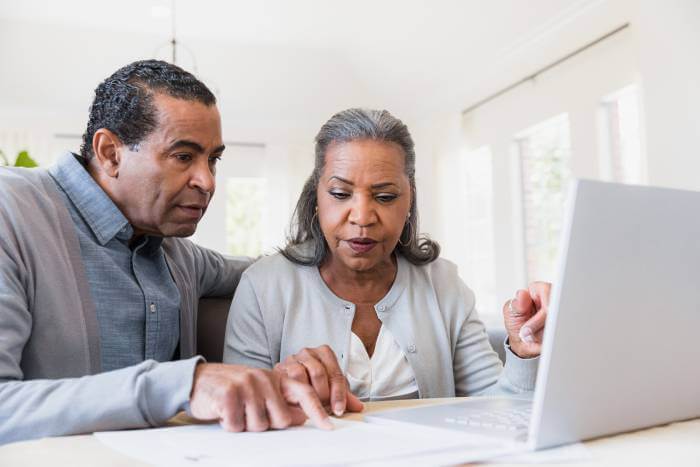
[376,194,398,203]
[329,191,350,200]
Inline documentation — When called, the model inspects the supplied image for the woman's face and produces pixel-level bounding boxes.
[317,139,412,273]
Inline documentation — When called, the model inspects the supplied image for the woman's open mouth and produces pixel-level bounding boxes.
[347,237,378,253]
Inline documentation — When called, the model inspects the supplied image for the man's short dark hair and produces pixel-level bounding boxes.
[80,59,216,160]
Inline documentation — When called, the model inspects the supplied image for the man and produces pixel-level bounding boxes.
[0,60,339,444]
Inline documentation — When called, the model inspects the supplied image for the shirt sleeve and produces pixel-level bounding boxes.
[451,280,539,397]
[499,338,539,393]
[0,183,204,444]
[0,357,202,444]
[190,243,254,298]
[222,272,275,369]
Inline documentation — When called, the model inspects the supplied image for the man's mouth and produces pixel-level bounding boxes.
[177,204,206,220]
[346,237,378,254]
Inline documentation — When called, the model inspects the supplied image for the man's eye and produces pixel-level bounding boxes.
[329,191,350,200]
[175,153,192,162]
[209,155,222,165]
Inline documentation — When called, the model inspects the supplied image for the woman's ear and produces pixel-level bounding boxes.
[92,129,123,178]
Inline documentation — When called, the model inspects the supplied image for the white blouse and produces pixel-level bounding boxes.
[346,325,419,401]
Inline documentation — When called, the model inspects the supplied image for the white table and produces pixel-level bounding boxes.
[1,398,699,466]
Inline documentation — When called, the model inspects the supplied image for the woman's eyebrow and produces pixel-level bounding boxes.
[371,182,399,189]
[329,175,354,185]
[328,176,398,189]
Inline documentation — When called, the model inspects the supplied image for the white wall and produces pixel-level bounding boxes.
[193,143,314,255]
[430,0,700,319]
[3,1,698,314]
[637,0,700,191]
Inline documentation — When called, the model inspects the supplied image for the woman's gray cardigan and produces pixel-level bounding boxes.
[224,252,538,398]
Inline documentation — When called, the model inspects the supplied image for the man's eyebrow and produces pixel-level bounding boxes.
[166,140,205,153]
[165,141,226,154]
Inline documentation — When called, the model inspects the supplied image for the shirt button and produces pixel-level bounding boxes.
[344,304,352,311]
[149,303,157,313]
[407,344,417,353]
[377,305,386,312]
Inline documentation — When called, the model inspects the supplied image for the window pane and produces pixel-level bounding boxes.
[461,146,497,317]
[226,178,267,257]
[602,85,644,184]
[516,114,572,283]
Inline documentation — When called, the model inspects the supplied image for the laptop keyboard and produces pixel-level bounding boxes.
[444,406,532,432]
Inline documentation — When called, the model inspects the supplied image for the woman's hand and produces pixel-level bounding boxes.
[502,281,551,358]
[274,345,364,416]
[189,363,334,432]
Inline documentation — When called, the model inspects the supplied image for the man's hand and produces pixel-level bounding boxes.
[189,363,334,432]
[274,345,364,416]
[502,281,551,358]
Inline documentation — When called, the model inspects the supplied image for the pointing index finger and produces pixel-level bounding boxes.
[281,377,334,430]
[313,346,347,416]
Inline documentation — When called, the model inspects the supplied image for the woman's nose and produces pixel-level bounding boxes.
[348,196,377,226]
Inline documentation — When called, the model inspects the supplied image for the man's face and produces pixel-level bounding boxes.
[110,93,224,238]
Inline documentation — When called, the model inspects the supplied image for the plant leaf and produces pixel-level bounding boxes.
[14,151,39,168]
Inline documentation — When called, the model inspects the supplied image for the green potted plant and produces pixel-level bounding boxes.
[0,150,39,168]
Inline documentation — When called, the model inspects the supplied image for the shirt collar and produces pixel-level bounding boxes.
[49,152,132,246]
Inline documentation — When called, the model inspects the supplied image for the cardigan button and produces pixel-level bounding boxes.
[407,344,417,353]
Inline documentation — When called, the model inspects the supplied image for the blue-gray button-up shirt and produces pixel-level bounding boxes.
[51,153,181,371]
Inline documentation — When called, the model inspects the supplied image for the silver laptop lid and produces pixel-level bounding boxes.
[529,179,700,449]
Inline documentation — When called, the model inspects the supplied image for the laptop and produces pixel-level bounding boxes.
[367,179,700,451]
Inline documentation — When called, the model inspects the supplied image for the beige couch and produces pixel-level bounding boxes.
[197,297,508,365]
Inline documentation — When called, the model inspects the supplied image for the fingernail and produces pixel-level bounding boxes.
[322,416,335,430]
[519,326,535,344]
[333,402,344,417]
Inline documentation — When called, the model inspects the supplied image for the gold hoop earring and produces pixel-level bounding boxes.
[398,221,412,247]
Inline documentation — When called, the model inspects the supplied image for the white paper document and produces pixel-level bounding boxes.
[95,418,519,466]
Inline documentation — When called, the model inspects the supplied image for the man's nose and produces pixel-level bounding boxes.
[190,159,215,194]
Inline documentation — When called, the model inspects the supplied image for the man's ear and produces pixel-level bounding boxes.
[92,129,123,178]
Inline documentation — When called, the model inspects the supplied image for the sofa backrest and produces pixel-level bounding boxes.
[197,297,232,363]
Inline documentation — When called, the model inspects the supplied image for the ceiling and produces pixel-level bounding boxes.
[0,0,632,142]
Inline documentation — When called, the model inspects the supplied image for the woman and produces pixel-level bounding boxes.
[223,108,546,405]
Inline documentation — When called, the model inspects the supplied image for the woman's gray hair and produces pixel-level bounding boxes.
[281,108,440,266]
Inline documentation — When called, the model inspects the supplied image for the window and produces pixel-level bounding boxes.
[460,146,497,318]
[0,131,81,166]
[515,114,572,283]
[600,85,645,184]
[226,178,267,257]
